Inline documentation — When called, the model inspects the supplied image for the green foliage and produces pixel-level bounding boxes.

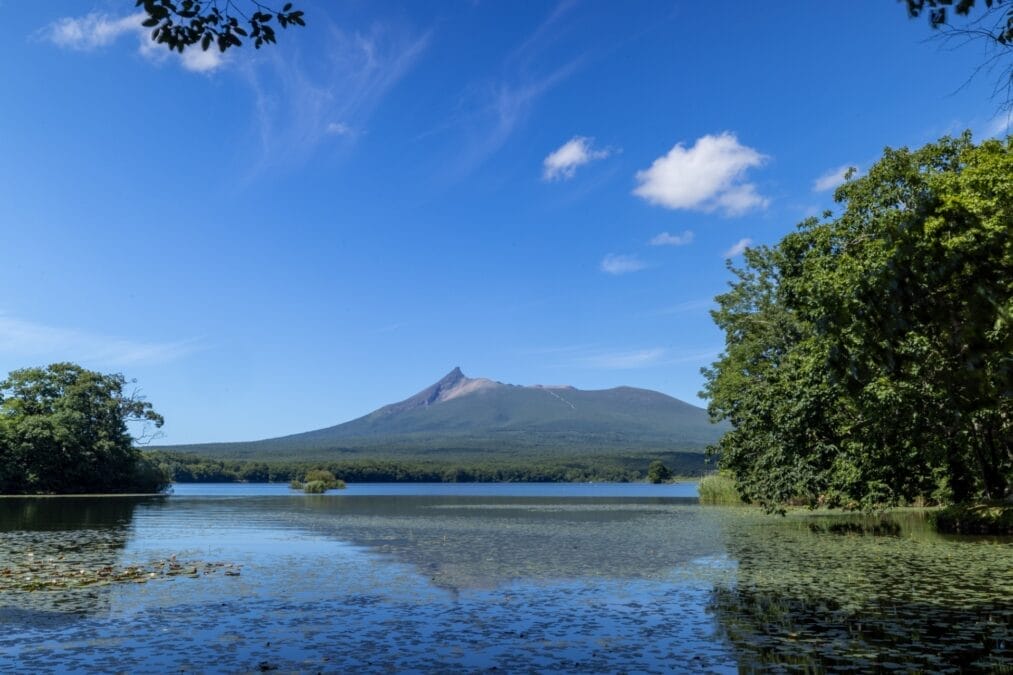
[137,0,305,53]
[304,469,334,483]
[0,363,169,494]
[298,469,345,492]
[698,473,743,505]
[646,460,672,483]
[148,450,710,484]
[703,134,1012,510]
[302,480,327,494]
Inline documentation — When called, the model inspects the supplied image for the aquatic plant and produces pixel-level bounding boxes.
[0,554,241,592]
[698,474,742,505]
[709,509,1013,671]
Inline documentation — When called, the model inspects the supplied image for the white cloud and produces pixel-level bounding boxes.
[600,254,647,275]
[325,121,355,136]
[813,164,857,192]
[542,136,611,181]
[45,12,142,50]
[723,238,752,258]
[649,230,694,246]
[0,314,198,367]
[41,12,225,73]
[179,47,225,73]
[633,132,769,216]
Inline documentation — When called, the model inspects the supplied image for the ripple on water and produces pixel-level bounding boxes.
[0,490,1009,672]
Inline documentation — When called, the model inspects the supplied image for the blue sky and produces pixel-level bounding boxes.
[1,1,1008,444]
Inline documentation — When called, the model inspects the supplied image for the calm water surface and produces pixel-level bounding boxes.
[0,483,1009,673]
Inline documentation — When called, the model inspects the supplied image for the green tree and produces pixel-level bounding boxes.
[0,363,169,494]
[646,460,673,484]
[703,134,1012,510]
[137,0,305,54]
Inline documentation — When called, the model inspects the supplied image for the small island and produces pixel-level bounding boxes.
[289,469,346,493]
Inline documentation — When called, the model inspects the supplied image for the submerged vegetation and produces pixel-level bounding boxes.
[709,509,1012,671]
[0,556,241,592]
[703,135,1012,513]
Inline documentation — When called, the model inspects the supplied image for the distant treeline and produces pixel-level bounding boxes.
[147,450,711,484]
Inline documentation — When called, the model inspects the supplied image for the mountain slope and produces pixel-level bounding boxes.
[162,368,726,461]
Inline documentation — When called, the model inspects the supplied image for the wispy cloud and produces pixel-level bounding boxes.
[40,12,226,73]
[579,348,666,369]
[0,314,199,367]
[649,230,694,246]
[444,61,579,178]
[530,342,721,370]
[723,238,752,258]
[244,23,430,170]
[542,136,611,181]
[812,164,858,192]
[566,346,721,370]
[985,113,1012,137]
[633,132,769,216]
[44,12,142,50]
[600,253,647,275]
[432,1,584,176]
[325,121,356,137]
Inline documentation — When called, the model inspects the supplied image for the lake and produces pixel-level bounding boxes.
[1,483,1010,672]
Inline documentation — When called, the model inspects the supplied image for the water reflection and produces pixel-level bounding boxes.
[128,494,723,591]
[709,510,1013,671]
[1,489,1010,672]
[0,497,158,620]
[0,496,155,532]
[290,495,720,590]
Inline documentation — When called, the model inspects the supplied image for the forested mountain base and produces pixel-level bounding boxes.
[147,450,711,484]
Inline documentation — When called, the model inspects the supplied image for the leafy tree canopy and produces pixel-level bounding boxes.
[137,0,305,53]
[703,134,1012,511]
[0,363,168,494]
[646,460,673,484]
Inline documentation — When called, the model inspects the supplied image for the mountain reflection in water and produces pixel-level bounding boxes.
[0,485,1009,672]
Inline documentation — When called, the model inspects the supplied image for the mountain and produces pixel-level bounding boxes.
[160,368,726,463]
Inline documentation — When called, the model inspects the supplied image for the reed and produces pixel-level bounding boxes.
[698,473,743,505]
